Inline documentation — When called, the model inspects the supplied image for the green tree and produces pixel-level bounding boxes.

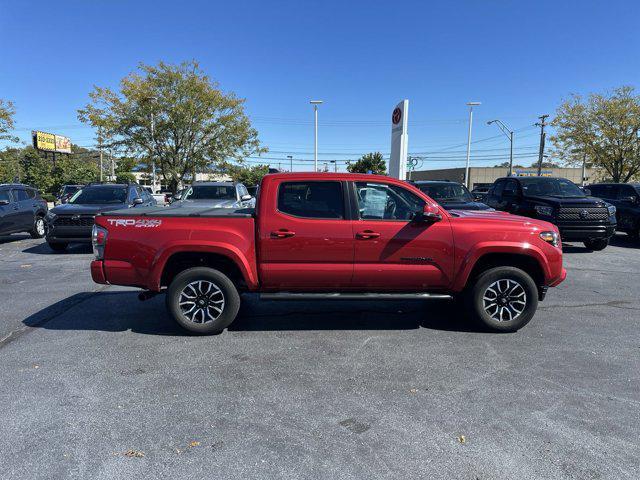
[78,60,267,192]
[0,148,22,182]
[21,148,54,193]
[0,99,18,143]
[114,157,140,183]
[223,163,269,186]
[552,86,640,182]
[347,152,387,174]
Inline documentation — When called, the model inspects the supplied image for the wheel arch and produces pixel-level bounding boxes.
[151,243,258,291]
[453,243,550,294]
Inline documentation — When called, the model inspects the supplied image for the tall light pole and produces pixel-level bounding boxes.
[487,119,514,176]
[287,155,293,172]
[310,100,323,172]
[464,102,481,188]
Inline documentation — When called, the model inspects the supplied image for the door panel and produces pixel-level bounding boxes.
[351,181,454,290]
[258,180,354,289]
[0,189,14,234]
[11,189,33,230]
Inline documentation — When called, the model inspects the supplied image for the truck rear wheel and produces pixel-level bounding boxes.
[166,267,240,334]
[466,266,538,332]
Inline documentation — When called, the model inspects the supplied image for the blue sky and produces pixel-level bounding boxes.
[1,0,639,171]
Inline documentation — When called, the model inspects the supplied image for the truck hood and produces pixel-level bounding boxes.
[441,200,492,211]
[450,209,556,230]
[50,203,129,215]
[523,195,608,207]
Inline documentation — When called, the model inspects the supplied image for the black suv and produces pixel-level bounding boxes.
[413,180,491,211]
[0,184,48,239]
[45,183,156,251]
[486,176,616,250]
[587,183,640,240]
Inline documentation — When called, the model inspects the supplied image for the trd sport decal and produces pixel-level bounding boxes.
[106,219,162,228]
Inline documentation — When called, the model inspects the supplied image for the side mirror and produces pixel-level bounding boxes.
[173,194,182,201]
[132,197,144,205]
[0,199,9,206]
[241,194,253,202]
[583,188,592,196]
[414,204,442,223]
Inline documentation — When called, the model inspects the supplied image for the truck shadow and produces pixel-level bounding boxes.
[0,234,30,245]
[22,291,485,335]
[22,243,92,255]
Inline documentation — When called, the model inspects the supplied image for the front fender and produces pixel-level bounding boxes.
[451,241,553,292]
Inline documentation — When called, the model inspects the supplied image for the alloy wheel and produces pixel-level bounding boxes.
[482,279,527,322]
[178,280,225,324]
[36,218,45,236]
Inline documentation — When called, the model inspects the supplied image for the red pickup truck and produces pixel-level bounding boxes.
[91,173,566,333]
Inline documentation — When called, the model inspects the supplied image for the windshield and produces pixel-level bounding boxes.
[63,186,81,195]
[519,178,585,198]
[184,185,236,200]
[68,186,127,204]
[417,183,473,202]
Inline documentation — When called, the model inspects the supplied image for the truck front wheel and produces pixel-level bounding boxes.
[166,267,240,334]
[466,266,538,332]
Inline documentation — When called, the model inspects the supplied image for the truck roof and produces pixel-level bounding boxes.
[263,172,405,183]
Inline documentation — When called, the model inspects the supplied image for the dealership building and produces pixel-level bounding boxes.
[409,166,601,189]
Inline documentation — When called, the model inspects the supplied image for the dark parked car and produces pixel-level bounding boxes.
[486,176,616,250]
[587,183,640,240]
[177,181,255,208]
[0,184,48,239]
[56,184,83,205]
[413,180,492,211]
[45,183,156,251]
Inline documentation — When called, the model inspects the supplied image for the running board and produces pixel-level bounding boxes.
[260,292,452,301]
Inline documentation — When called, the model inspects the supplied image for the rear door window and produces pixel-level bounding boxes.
[12,188,29,201]
[278,181,344,219]
[617,185,637,200]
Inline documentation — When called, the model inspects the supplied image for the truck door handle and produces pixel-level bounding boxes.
[356,230,380,239]
[271,229,295,238]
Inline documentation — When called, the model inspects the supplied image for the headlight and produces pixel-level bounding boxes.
[540,231,559,247]
[534,205,554,216]
[607,205,616,216]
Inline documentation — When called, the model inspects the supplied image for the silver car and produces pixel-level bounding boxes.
[177,182,255,208]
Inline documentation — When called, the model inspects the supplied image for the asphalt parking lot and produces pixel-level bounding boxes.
[0,234,639,480]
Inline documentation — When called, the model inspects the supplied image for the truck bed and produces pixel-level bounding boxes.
[99,204,255,218]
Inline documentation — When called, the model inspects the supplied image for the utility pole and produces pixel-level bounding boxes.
[287,155,293,172]
[582,152,587,186]
[310,100,323,172]
[535,114,549,176]
[464,102,481,188]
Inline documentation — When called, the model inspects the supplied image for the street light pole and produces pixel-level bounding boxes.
[287,155,293,172]
[310,100,323,172]
[150,111,156,190]
[487,119,514,176]
[465,102,481,188]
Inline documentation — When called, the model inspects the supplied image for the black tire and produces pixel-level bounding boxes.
[165,267,240,334]
[465,266,538,332]
[583,238,608,251]
[47,242,68,252]
[29,216,46,239]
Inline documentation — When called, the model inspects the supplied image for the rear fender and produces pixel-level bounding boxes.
[150,241,258,291]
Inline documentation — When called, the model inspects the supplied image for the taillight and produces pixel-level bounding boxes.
[92,225,108,260]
